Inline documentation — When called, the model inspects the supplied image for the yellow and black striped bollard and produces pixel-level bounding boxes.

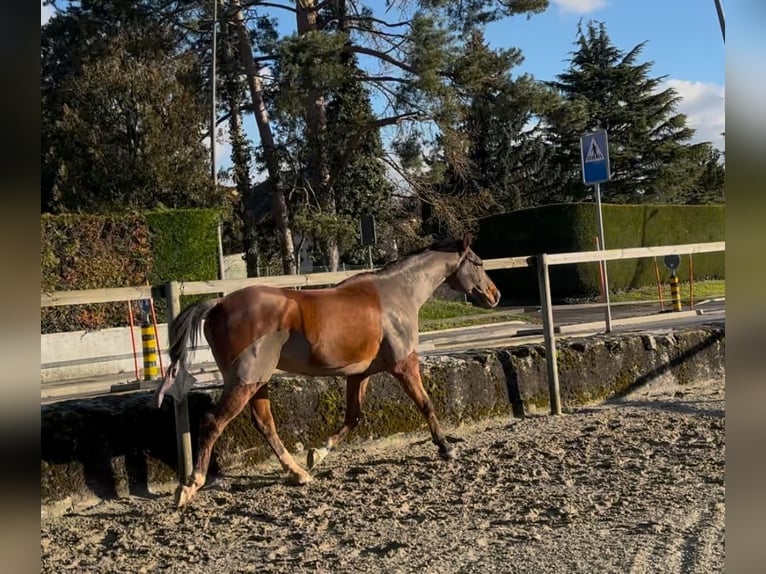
[141,318,159,380]
[669,272,682,312]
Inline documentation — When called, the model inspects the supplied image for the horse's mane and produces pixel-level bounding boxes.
[407,237,466,256]
[338,236,468,285]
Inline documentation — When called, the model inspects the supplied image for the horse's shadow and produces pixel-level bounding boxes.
[213,472,285,493]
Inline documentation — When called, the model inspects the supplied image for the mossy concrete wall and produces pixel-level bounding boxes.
[41,326,724,507]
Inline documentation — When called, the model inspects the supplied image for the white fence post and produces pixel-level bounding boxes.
[536,254,562,415]
[165,281,193,484]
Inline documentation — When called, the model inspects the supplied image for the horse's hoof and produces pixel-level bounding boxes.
[307,447,328,470]
[289,470,314,485]
[174,484,196,508]
[438,445,456,460]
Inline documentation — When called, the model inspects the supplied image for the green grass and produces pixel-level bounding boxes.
[419,299,493,321]
[610,279,725,303]
[418,299,537,332]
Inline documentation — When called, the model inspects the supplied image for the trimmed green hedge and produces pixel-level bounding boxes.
[474,203,725,301]
[144,209,219,285]
[41,209,221,333]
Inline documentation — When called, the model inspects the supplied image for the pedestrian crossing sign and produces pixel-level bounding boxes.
[580,130,611,185]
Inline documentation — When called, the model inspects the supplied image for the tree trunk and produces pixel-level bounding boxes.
[230,0,295,275]
[296,0,339,272]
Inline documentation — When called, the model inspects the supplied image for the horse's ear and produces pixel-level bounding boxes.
[462,233,472,252]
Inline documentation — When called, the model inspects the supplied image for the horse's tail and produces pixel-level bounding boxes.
[153,297,219,408]
[168,298,219,368]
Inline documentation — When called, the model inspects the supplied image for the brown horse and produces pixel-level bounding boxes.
[154,235,500,507]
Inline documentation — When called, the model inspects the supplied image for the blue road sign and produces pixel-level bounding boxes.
[580,130,611,185]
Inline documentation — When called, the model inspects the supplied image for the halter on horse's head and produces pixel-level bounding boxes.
[443,234,501,308]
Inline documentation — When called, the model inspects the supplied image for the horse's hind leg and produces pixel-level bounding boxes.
[249,386,313,484]
[176,330,290,508]
[307,375,370,469]
[392,352,454,460]
[176,383,258,508]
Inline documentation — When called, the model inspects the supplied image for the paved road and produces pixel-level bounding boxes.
[40,299,724,405]
[537,298,725,327]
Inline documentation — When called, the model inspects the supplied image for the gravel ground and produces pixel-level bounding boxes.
[41,376,725,574]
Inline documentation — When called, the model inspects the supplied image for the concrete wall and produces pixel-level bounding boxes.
[41,326,724,508]
[41,324,218,383]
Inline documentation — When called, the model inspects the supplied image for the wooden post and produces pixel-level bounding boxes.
[165,281,193,483]
[536,254,562,415]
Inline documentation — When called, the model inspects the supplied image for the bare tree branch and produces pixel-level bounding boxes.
[374,112,424,128]
[345,14,412,28]
[241,0,297,13]
[346,24,409,41]
[349,45,416,75]
[359,75,409,84]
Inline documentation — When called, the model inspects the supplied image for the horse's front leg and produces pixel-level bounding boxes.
[392,352,454,460]
[307,374,370,469]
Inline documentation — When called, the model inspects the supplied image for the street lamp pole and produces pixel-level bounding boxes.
[211,1,225,280]
[211,0,218,186]
[713,0,725,43]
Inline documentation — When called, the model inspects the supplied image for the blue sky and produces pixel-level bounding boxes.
[488,0,724,85]
[41,0,726,174]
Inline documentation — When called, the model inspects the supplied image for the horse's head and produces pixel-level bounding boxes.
[445,234,501,308]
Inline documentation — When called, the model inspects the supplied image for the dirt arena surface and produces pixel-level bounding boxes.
[41,376,725,573]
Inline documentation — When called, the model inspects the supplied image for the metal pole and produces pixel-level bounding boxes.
[212,2,223,285]
[713,0,725,43]
[368,245,373,270]
[210,0,218,186]
[536,254,562,415]
[166,281,181,322]
[595,182,613,332]
[217,219,225,280]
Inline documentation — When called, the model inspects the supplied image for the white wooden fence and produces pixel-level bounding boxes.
[41,241,725,482]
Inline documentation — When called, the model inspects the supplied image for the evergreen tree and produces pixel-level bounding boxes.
[433,30,561,217]
[327,65,398,266]
[263,1,551,264]
[682,144,725,204]
[41,1,217,213]
[547,21,697,204]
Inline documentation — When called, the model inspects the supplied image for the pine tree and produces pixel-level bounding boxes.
[682,144,725,204]
[267,1,552,262]
[547,21,697,204]
[437,30,560,215]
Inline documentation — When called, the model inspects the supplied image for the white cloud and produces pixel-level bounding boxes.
[41,1,54,26]
[663,79,725,151]
[553,0,607,14]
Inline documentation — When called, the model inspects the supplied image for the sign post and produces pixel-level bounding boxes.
[580,129,613,332]
[360,214,376,269]
[664,254,682,312]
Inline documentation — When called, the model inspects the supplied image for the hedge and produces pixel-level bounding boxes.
[41,209,221,333]
[474,203,725,301]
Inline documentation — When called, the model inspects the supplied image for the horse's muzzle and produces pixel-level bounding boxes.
[472,286,501,308]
